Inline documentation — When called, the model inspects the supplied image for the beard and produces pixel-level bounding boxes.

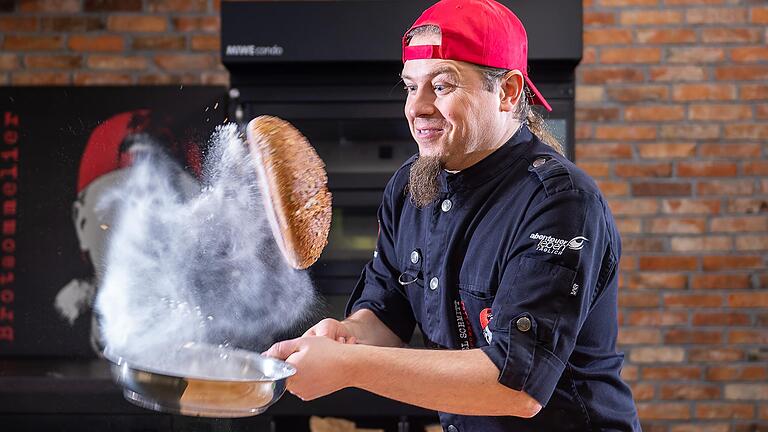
[407,155,442,208]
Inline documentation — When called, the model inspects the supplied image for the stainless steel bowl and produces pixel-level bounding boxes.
[103,342,295,418]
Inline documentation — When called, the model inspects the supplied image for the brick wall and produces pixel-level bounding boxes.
[579,0,768,430]
[1,0,767,430]
[0,0,226,85]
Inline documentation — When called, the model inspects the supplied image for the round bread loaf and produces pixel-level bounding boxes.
[246,116,331,269]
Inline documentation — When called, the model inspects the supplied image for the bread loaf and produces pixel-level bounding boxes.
[246,116,331,269]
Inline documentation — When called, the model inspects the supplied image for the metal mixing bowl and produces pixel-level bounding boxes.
[103,342,295,418]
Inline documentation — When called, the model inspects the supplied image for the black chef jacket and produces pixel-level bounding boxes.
[346,125,641,432]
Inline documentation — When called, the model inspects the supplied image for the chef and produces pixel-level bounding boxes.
[266,1,641,430]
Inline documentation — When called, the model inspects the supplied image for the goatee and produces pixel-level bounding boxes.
[407,155,442,208]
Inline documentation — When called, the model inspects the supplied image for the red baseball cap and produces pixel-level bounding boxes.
[402,0,552,112]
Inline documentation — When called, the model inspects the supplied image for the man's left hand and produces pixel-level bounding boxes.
[264,336,353,401]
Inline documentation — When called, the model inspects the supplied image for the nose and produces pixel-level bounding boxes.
[406,87,436,119]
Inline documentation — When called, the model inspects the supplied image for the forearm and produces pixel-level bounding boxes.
[344,344,541,417]
[342,308,404,347]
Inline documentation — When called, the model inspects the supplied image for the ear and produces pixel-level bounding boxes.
[499,70,524,113]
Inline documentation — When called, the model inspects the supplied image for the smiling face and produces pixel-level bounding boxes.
[401,32,524,171]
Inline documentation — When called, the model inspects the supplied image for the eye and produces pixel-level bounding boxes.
[404,84,417,94]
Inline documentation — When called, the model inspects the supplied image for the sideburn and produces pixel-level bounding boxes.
[407,155,442,208]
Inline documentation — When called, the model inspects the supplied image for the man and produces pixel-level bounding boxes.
[266,1,641,430]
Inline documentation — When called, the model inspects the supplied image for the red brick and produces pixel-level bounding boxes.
[627,310,689,326]
[699,143,761,158]
[610,200,659,216]
[670,236,732,252]
[697,180,754,195]
[690,104,753,122]
[664,329,723,344]
[584,12,616,26]
[576,143,633,159]
[732,46,768,63]
[712,216,768,233]
[761,403,768,419]
[73,72,133,85]
[703,256,764,271]
[691,274,752,290]
[678,162,737,177]
[690,348,744,362]
[736,236,768,251]
[607,85,669,103]
[673,84,735,101]
[625,106,685,122]
[664,294,722,308]
[725,124,768,140]
[87,55,147,70]
[576,124,593,140]
[579,67,645,84]
[649,217,706,234]
[132,36,186,51]
[615,163,671,178]
[671,422,731,432]
[630,383,655,401]
[24,55,82,69]
[696,403,755,419]
[729,292,768,308]
[596,180,630,196]
[618,327,662,344]
[0,54,18,71]
[728,198,768,214]
[601,47,662,64]
[619,292,661,308]
[715,66,768,81]
[739,84,768,100]
[702,28,762,43]
[191,35,219,51]
[621,365,639,381]
[576,161,610,177]
[707,366,767,381]
[11,71,70,85]
[753,7,768,24]
[668,47,725,64]
[687,8,748,24]
[630,347,686,363]
[724,384,768,400]
[0,17,38,32]
[68,35,124,52]
[40,17,104,32]
[173,16,220,32]
[636,29,696,44]
[584,28,633,45]
[146,0,207,12]
[666,0,725,3]
[154,54,216,71]
[758,104,768,120]
[576,107,620,122]
[649,66,706,82]
[576,85,604,104]
[643,366,701,380]
[596,126,656,140]
[621,10,684,25]
[107,15,168,33]
[660,384,721,400]
[662,199,720,215]
[661,124,720,140]
[599,0,657,5]
[626,273,687,290]
[730,330,768,344]
[639,143,696,159]
[615,218,642,233]
[84,0,141,12]
[2,35,63,51]
[637,402,690,419]
[18,0,79,12]
[633,182,692,197]
[620,256,637,271]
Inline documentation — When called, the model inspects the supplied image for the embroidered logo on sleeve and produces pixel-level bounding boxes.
[530,233,589,255]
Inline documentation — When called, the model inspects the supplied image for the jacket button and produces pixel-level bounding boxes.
[441,199,453,212]
[429,277,439,291]
[410,250,420,264]
[532,157,548,168]
[516,317,532,332]
[447,426,458,432]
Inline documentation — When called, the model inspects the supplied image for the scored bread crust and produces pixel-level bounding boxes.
[246,116,332,269]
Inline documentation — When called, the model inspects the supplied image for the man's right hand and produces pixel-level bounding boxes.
[303,318,357,344]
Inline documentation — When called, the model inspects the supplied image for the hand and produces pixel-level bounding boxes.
[303,318,357,344]
[264,336,354,401]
